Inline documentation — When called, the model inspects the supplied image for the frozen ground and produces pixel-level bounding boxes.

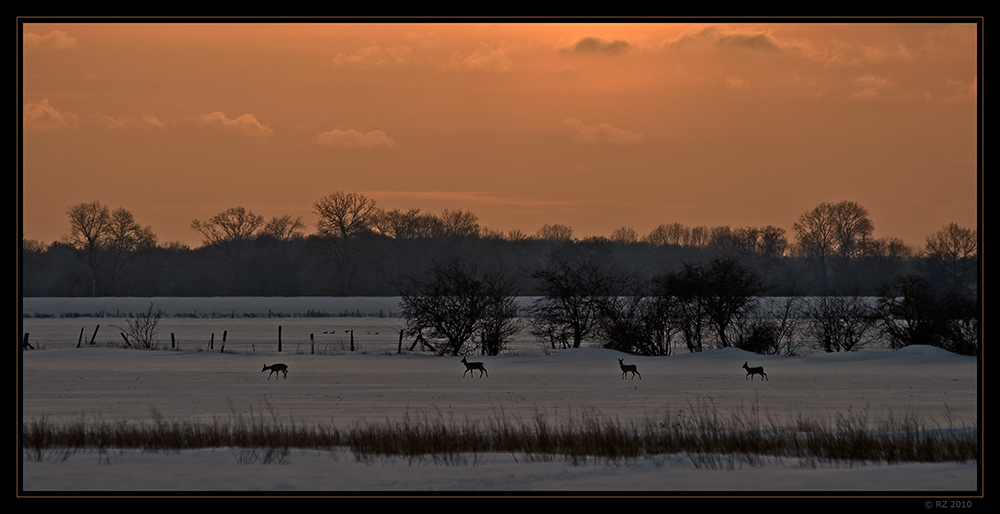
[19,298,981,496]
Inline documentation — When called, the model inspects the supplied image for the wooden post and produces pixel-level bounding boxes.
[22,333,33,350]
[278,326,282,352]
[89,325,100,345]
[210,333,214,350]
[397,329,403,354]
[119,332,131,347]
[310,333,315,354]
[349,330,354,351]
[221,330,227,353]
[171,333,176,349]
[78,327,85,348]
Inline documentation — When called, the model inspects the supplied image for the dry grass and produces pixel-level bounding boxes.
[22,400,977,467]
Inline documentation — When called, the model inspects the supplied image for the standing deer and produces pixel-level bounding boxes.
[742,361,767,381]
[461,356,488,377]
[262,363,288,380]
[618,358,641,380]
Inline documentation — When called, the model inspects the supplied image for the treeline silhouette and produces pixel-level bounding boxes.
[21,194,977,301]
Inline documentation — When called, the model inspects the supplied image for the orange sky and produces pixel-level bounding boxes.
[20,21,980,249]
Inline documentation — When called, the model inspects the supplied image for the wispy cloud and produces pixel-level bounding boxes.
[943,77,977,103]
[451,44,515,72]
[142,113,166,128]
[365,190,572,209]
[563,118,645,145]
[23,30,77,51]
[317,128,397,149]
[333,44,412,68]
[95,111,129,129]
[200,111,275,137]
[849,74,898,101]
[95,111,167,130]
[23,99,77,130]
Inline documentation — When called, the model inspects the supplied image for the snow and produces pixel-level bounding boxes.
[19,298,981,496]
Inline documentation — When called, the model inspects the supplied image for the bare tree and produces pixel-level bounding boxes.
[655,257,764,350]
[923,223,977,293]
[528,255,608,349]
[644,223,689,246]
[63,201,155,295]
[190,207,268,294]
[877,274,979,356]
[65,201,111,253]
[313,192,381,294]
[700,257,765,348]
[653,263,708,352]
[104,207,157,292]
[535,223,574,242]
[313,191,379,239]
[260,215,306,241]
[610,226,639,244]
[439,209,481,238]
[113,302,164,349]
[400,258,519,356]
[596,279,677,356]
[793,201,875,292]
[478,270,521,356]
[688,226,710,248]
[806,296,879,352]
[191,206,265,245]
[375,208,444,239]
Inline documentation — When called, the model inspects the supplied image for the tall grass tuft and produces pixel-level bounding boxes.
[22,400,977,467]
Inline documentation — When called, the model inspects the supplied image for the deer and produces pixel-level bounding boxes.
[742,361,767,381]
[461,356,488,378]
[618,358,641,380]
[262,363,288,380]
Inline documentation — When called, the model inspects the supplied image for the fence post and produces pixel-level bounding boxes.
[310,333,315,354]
[278,326,282,352]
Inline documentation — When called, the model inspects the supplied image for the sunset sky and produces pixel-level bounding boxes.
[20,20,980,249]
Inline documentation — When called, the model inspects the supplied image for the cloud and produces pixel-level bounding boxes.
[716,32,781,53]
[200,111,275,137]
[726,76,750,90]
[23,99,77,130]
[451,45,515,72]
[317,128,397,149]
[333,44,412,68]
[94,111,167,130]
[567,36,632,54]
[95,112,129,129]
[563,118,645,145]
[23,30,77,51]
[667,26,781,54]
[142,113,166,128]
[943,77,977,103]
[848,74,897,101]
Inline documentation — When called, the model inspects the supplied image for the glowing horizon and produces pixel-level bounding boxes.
[20,21,979,249]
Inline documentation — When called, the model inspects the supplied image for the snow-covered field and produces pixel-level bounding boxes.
[19,298,981,496]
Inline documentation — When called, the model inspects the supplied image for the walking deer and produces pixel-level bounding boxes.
[461,356,488,378]
[618,358,641,380]
[262,363,288,380]
[742,361,767,381]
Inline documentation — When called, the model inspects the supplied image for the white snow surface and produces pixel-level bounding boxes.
[19,298,981,496]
